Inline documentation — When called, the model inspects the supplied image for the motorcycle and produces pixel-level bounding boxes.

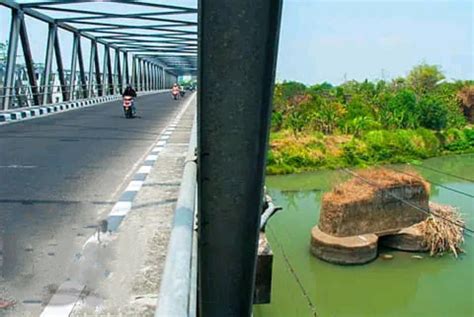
[123,96,135,118]
[172,90,179,100]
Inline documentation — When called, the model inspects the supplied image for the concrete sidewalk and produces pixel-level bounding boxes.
[70,99,196,316]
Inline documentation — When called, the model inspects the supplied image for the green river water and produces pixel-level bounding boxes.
[254,154,474,317]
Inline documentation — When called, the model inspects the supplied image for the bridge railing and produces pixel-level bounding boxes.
[0,83,164,110]
[156,115,198,317]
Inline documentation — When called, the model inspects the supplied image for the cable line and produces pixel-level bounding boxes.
[342,169,474,234]
[414,164,474,183]
[389,167,474,199]
[267,225,319,317]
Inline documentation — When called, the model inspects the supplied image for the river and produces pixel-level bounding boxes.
[254,154,474,317]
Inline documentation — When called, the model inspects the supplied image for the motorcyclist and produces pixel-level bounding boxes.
[171,83,180,100]
[122,85,137,114]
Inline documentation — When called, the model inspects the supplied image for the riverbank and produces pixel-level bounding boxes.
[267,127,474,175]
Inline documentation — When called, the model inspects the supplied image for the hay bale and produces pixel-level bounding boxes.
[418,202,465,257]
[319,169,430,237]
[380,202,465,256]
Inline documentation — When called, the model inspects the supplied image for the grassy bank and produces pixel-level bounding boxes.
[267,127,474,175]
[267,63,474,175]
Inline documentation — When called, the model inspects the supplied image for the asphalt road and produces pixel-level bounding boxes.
[0,91,189,313]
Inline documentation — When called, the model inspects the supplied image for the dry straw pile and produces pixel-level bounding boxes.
[417,202,465,257]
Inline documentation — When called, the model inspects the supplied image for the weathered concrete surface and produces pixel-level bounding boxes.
[319,169,429,237]
[311,170,432,264]
[70,105,195,316]
[310,226,378,265]
[379,225,428,252]
[320,184,429,237]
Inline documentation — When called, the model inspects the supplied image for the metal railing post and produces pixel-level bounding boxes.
[69,33,79,100]
[41,23,56,105]
[105,46,114,95]
[123,52,129,86]
[131,56,137,89]
[115,48,122,94]
[87,38,96,98]
[93,41,102,96]
[19,13,40,106]
[77,35,87,99]
[2,8,21,110]
[54,30,68,102]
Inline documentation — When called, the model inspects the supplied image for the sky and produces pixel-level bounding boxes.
[0,0,473,85]
[276,0,473,84]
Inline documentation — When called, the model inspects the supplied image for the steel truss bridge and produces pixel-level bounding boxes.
[0,1,282,316]
[1,0,197,110]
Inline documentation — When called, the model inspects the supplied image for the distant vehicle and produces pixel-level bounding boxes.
[171,84,180,100]
[122,96,135,118]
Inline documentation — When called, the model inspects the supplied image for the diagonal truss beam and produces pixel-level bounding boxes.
[1,0,197,108]
[19,13,40,105]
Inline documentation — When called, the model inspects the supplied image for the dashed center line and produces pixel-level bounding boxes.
[0,165,37,169]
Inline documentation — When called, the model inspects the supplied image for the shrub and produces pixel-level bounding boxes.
[419,96,448,130]
[442,128,471,152]
[380,89,419,129]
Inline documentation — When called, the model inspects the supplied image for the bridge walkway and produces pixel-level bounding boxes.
[0,91,195,316]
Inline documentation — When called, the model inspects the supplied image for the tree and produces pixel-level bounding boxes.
[286,111,307,137]
[382,89,419,129]
[344,116,381,137]
[407,63,445,95]
[273,81,307,113]
[390,77,406,92]
[419,96,448,130]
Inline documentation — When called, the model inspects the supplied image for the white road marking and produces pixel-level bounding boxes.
[0,165,37,169]
[138,165,152,174]
[109,201,132,217]
[157,140,167,146]
[125,180,144,192]
[146,154,158,161]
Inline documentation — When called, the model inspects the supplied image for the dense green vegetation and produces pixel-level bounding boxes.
[267,63,474,174]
